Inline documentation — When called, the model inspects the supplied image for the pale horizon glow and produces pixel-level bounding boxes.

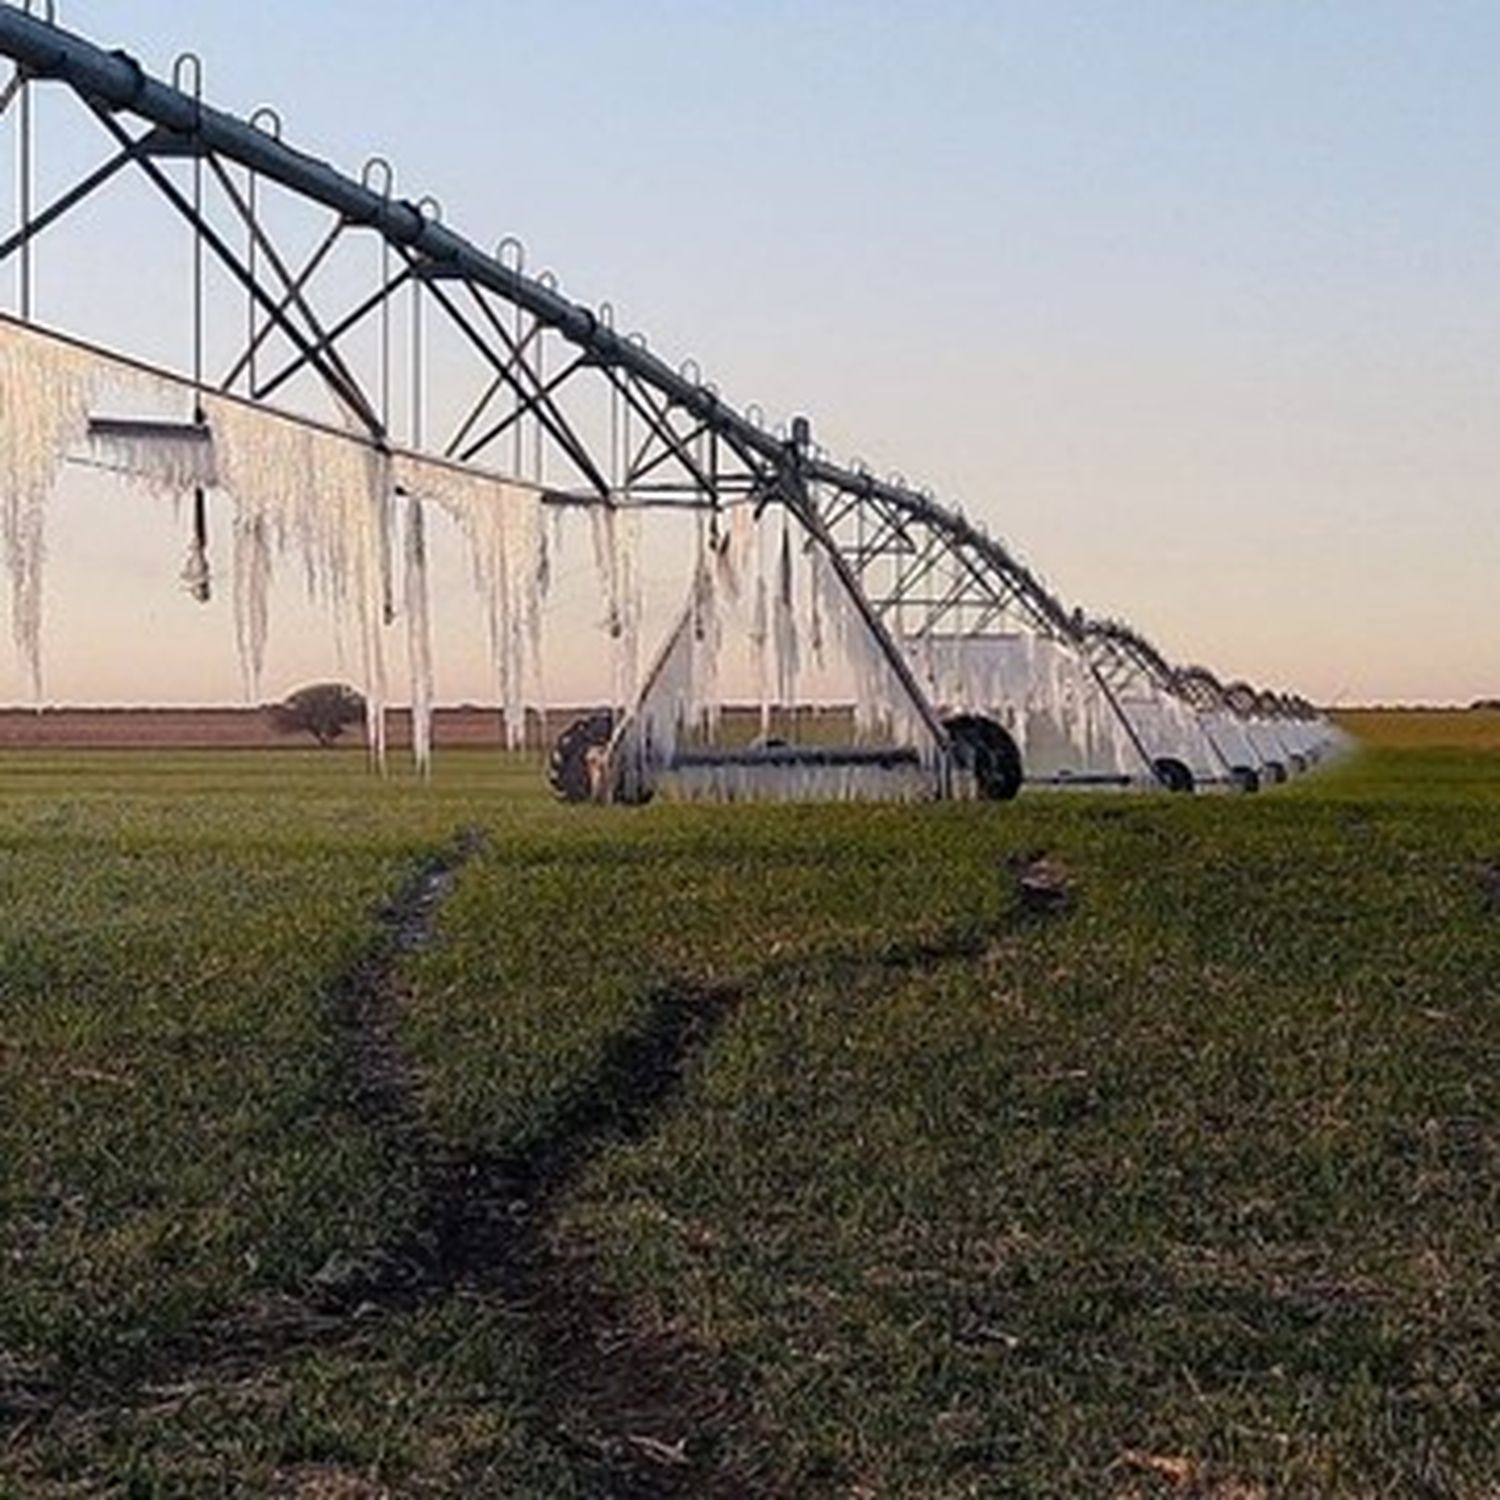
[3,0,1496,707]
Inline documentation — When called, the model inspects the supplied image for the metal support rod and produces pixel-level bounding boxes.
[16,51,29,314]
[604,365,725,499]
[454,352,591,465]
[442,307,552,459]
[248,263,414,404]
[218,212,344,392]
[0,143,133,264]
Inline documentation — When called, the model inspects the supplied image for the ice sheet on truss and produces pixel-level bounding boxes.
[810,543,939,756]
[608,544,721,802]
[0,319,102,695]
[1113,690,1226,782]
[205,394,393,766]
[912,632,1148,783]
[1244,718,1295,769]
[1198,710,1265,773]
[613,520,942,803]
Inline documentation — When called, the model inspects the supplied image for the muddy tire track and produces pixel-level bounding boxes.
[0,829,487,1427]
[408,917,1036,1498]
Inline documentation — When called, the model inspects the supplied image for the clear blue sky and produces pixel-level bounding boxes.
[8,1,1498,703]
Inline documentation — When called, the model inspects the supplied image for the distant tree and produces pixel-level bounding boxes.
[1472,698,1500,711]
[267,682,366,747]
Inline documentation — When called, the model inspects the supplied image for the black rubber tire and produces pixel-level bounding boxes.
[1264,760,1288,785]
[943,714,1024,802]
[1288,753,1308,775]
[1153,757,1195,794]
[1230,765,1261,795]
[546,711,614,803]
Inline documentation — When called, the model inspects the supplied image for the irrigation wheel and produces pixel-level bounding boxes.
[1153,757,1195,794]
[547,711,615,802]
[944,714,1024,801]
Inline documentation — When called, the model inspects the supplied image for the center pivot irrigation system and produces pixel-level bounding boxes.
[0,4,1342,803]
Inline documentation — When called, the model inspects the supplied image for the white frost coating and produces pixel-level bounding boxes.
[206,394,391,766]
[404,497,435,774]
[0,321,99,695]
[912,632,1151,782]
[395,455,548,749]
[663,759,931,804]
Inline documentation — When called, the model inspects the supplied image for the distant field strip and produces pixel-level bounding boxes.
[2,727,1498,1495]
[1335,707,1500,750]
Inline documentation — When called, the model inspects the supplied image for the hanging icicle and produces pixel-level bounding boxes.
[181,490,212,604]
[690,542,723,736]
[404,495,435,774]
[232,511,272,697]
[590,503,616,637]
[0,321,100,696]
[528,505,550,740]
[377,467,397,628]
[751,574,770,736]
[614,505,642,711]
[773,522,800,716]
[394,455,548,750]
[808,538,826,669]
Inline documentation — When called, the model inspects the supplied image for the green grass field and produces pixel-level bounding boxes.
[2,723,1497,1497]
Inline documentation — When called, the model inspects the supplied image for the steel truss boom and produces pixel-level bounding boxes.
[0,2,1319,753]
[0,7,1066,610]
